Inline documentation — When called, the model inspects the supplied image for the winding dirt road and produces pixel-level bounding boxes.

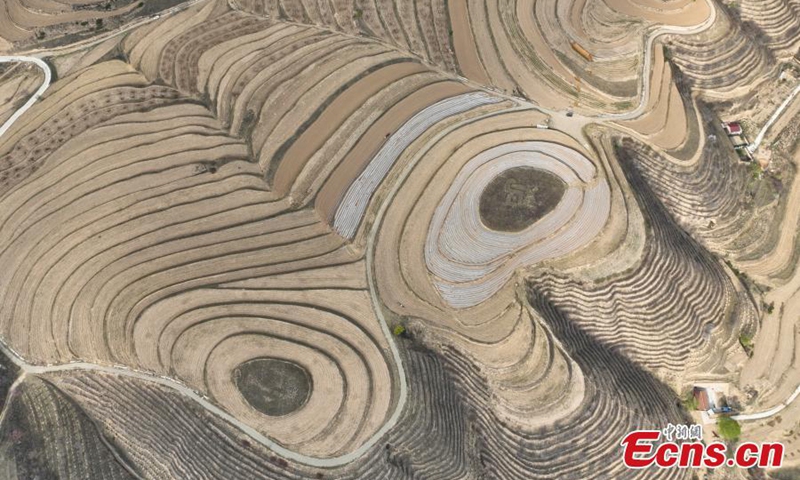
[0,53,407,470]
[749,81,800,154]
[0,0,742,467]
[0,56,50,138]
[598,0,717,121]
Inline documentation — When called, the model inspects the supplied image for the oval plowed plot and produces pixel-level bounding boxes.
[233,358,312,416]
[478,167,567,232]
[0,1,777,475]
[0,56,401,459]
[425,141,610,308]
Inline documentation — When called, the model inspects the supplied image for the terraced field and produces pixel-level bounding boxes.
[0,374,138,479]
[0,0,797,477]
[0,54,405,457]
[0,60,42,126]
[0,0,173,50]
[531,139,754,383]
[232,0,721,114]
[738,0,800,56]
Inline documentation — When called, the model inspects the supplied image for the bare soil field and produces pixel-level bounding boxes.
[0,375,137,479]
[0,61,42,125]
[0,0,798,476]
[0,0,194,51]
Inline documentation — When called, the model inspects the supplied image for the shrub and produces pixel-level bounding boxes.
[682,393,699,411]
[717,416,741,441]
[663,46,672,61]
[739,333,754,357]
[750,161,762,180]
[392,325,406,337]
[739,333,753,348]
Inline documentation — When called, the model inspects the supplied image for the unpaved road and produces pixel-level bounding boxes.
[749,81,800,153]
[0,52,407,468]
[733,384,800,421]
[0,0,738,467]
[3,0,210,58]
[0,56,50,138]
[737,264,800,423]
[598,0,717,121]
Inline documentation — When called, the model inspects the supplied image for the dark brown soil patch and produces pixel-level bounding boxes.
[479,167,566,231]
[233,358,312,416]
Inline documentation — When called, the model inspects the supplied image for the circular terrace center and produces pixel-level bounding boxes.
[479,167,567,232]
[233,358,312,416]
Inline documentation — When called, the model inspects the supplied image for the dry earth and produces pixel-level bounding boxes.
[0,0,797,478]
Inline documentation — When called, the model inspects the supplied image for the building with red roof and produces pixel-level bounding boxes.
[723,122,743,136]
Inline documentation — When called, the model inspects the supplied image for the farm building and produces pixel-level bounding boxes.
[729,134,749,149]
[694,386,732,414]
[723,122,743,136]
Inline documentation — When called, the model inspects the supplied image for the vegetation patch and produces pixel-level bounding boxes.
[681,390,699,411]
[233,358,312,416]
[0,351,20,413]
[479,167,566,232]
[738,333,754,357]
[717,416,741,441]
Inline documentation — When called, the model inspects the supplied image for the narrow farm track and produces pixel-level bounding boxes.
[598,0,717,121]
[0,59,44,126]
[0,13,623,469]
[749,80,800,153]
[0,48,405,467]
[230,0,720,116]
[0,342,376,468]
[0,56,50,139]
[1,0,796,475]
[0,0,211,55]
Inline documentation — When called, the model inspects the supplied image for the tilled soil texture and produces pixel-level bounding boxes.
[233,358,312,416]
[479,166,566,232]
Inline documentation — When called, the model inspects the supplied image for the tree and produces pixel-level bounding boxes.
[682,392,699,411]
[717,416,741,441]
[739,333,754,357]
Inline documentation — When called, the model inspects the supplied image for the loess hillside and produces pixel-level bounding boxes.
[0,0,797,478]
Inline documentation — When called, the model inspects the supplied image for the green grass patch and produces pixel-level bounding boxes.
[750,161,763,180]
[682,391,699,411]
[717,416,741,441]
